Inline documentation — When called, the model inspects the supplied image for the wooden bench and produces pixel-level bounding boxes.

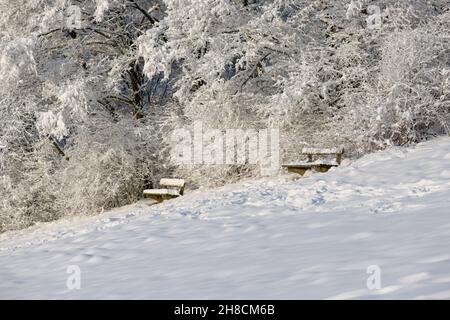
[283,147,344,176]
[143,178,186,203]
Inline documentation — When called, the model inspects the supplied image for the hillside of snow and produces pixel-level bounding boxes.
[1,137,449,299]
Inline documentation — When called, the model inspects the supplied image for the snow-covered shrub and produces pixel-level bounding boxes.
[364,25,449,147]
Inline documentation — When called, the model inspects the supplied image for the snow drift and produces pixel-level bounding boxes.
[0,137,449,299]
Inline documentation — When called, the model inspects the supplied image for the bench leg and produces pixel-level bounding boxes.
[286,166,334,176]
[162,194,179,201]
[146,195,164,203]
[287,167,309,176]
[313,166,332,173]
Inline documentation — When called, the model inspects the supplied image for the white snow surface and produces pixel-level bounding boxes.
[1,137,450,299]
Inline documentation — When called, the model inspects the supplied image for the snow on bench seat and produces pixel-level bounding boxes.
[143,189,181,196]
[160,178,185,188]
[301,147,344,155]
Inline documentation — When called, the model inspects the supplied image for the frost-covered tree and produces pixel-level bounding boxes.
[137,0,449,178]
[0,0,171,231]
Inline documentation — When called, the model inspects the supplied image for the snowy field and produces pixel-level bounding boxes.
[0,137,449,299]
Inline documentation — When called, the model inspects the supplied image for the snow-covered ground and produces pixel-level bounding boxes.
[1,137,449,299]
